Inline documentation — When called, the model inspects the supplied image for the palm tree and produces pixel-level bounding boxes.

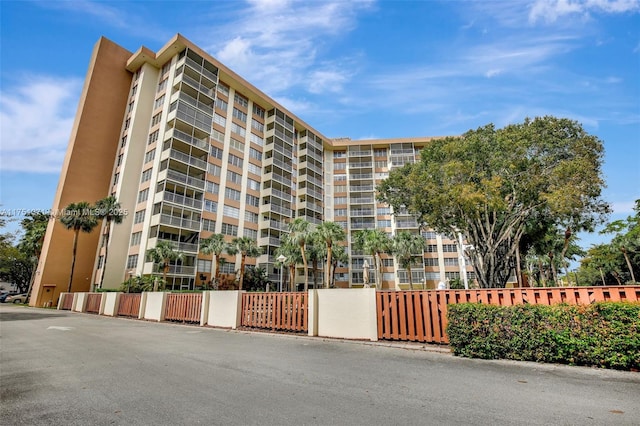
[146,240,184,291]
[352,229,391,290]
[288,218,313,291]
[391,231,425,290]
[59,201,99,293]
[94,196,125,289]
[199,234,228,287]
[276,235,302,291]
[227,237,262,290]
[330,244,349,288]
[315,222,346,288]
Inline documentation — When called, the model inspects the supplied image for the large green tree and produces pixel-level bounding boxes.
[390,231,426,290]
[18,212,50,297]
[94,196,126,289]
[378,117,609,288]
[314,221,346,288]
[288,218,313,291]
[59,201,99,292]
[227,237,262,290]
[146,240,184,291]
[199,234,228,287]
[352,229,391,289]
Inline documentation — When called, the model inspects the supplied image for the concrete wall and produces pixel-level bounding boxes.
[102,292,121,316]
[310,288,378,341]
[142,292,166,321]
[73,293,88,313]
[206,291,243,329]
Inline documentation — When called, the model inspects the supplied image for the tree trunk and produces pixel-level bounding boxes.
[325,245,333,289]
[612,270,622,286]
[99,226,110,289]
[407,267,413,290]
[620,247,636,283]
[515,246,522,287]
[238,255,246,290]
[67,230,79,293]
[599,268,606,286]
[301,244,309,292]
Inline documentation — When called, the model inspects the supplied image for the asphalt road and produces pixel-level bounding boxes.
[1,304,639,426]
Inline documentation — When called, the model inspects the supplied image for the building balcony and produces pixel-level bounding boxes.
[162,191,203,210]
[159,214,201,231]
[164,168,205,190]
[168,149,207,171]
[164,128,209,153]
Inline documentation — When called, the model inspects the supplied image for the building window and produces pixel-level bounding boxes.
[148,130,159,145]
[217,83,229,96]
[205,181,219,194]
[333,151,346,158]
[244,211,258,223]
[334,197,347,205]
[234,93,248,108]
[444,257,459,266]
[247,163,261,175]
[137,189,149,203]
[225,188,241,201]
[144,149,156,163]
[425,272,440,281]
[116,154,123,167]
[220,262,236,274]
[334,185,346,193]
[228,154,243,168]
[231,122,246,137]
[233,107,247,122]
[157,78,168,92]
[252,104,265,118]
[249,147,262,161]
[251,119,264,132]
[130,232,142,246]
[229,138,244,152]
[377,220,391,228]
[210,146,223,160]
[425,258,439,266]
[208,164,221,177]
[227,171,242,185]
[215,98,228,112]
[422,231,437,240]
[124,118,130,130]
[443,244,458,253]
[154,95,165,109]
[126,254,138,269]
[113,173,119,185]
[335,208,347,217]
[246,194,260,207]
[134,210,145,224]
[202,219,216,232]
[334,162,346,170]
[151,113,162,126]
[334,175,346,182]
[374,148,387,157]
[381,258,394,267]
[249,133,263,146]
[221,223,238,236]
[243,228,258,239]
[121,136,127,148]
[213,113,226,128]
[141,168,153,182]
[247,178,260,191]
[223,205,240,219]
[211,129,225,143]
[426,244,438,253]
[204,200,218,213]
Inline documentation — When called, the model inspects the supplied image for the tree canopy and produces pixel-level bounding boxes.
[377,116,610,288]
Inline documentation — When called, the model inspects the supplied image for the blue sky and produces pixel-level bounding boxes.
[1,0,639,253]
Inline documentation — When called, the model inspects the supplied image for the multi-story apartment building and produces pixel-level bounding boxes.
[30,34,473,307]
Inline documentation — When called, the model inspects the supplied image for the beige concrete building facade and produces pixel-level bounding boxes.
[30,34,472,307]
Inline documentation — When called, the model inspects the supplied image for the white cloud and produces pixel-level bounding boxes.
[199,0,373,96]
[610,200,638,215]
[529,0,640,23]
[0,76,81,173]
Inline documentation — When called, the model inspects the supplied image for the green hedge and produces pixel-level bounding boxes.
[446,302,640,370]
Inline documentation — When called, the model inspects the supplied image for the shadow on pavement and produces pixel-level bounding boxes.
[0,309,70,322]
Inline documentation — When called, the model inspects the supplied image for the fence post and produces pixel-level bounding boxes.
[200,291,210,326]
[308,289,318,337]
[57,293,65,310]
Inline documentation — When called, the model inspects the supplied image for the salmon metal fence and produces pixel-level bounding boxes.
[241,292,307,332]
[117,293,142,318]
[377,286,640,345]
[86,293,102,314]
[164,293,202,323]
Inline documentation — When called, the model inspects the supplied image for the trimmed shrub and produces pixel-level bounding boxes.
[447,302,640,370]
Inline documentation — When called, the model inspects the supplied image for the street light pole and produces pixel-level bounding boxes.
[277,254,286,292]
[458,233,474,290]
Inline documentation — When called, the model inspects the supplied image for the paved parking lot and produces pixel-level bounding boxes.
[1,304,639,425]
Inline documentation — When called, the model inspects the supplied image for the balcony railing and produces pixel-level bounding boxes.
[159,214,201,231]
[348,150,372,157]
[167,128,209,151]
[158,239,199,253]
[349,162,373,169]
[350,197,375,204]
[169,149,207,170]
[184,56,218,83]
[163,192,203,210]
[166,169,205,190]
